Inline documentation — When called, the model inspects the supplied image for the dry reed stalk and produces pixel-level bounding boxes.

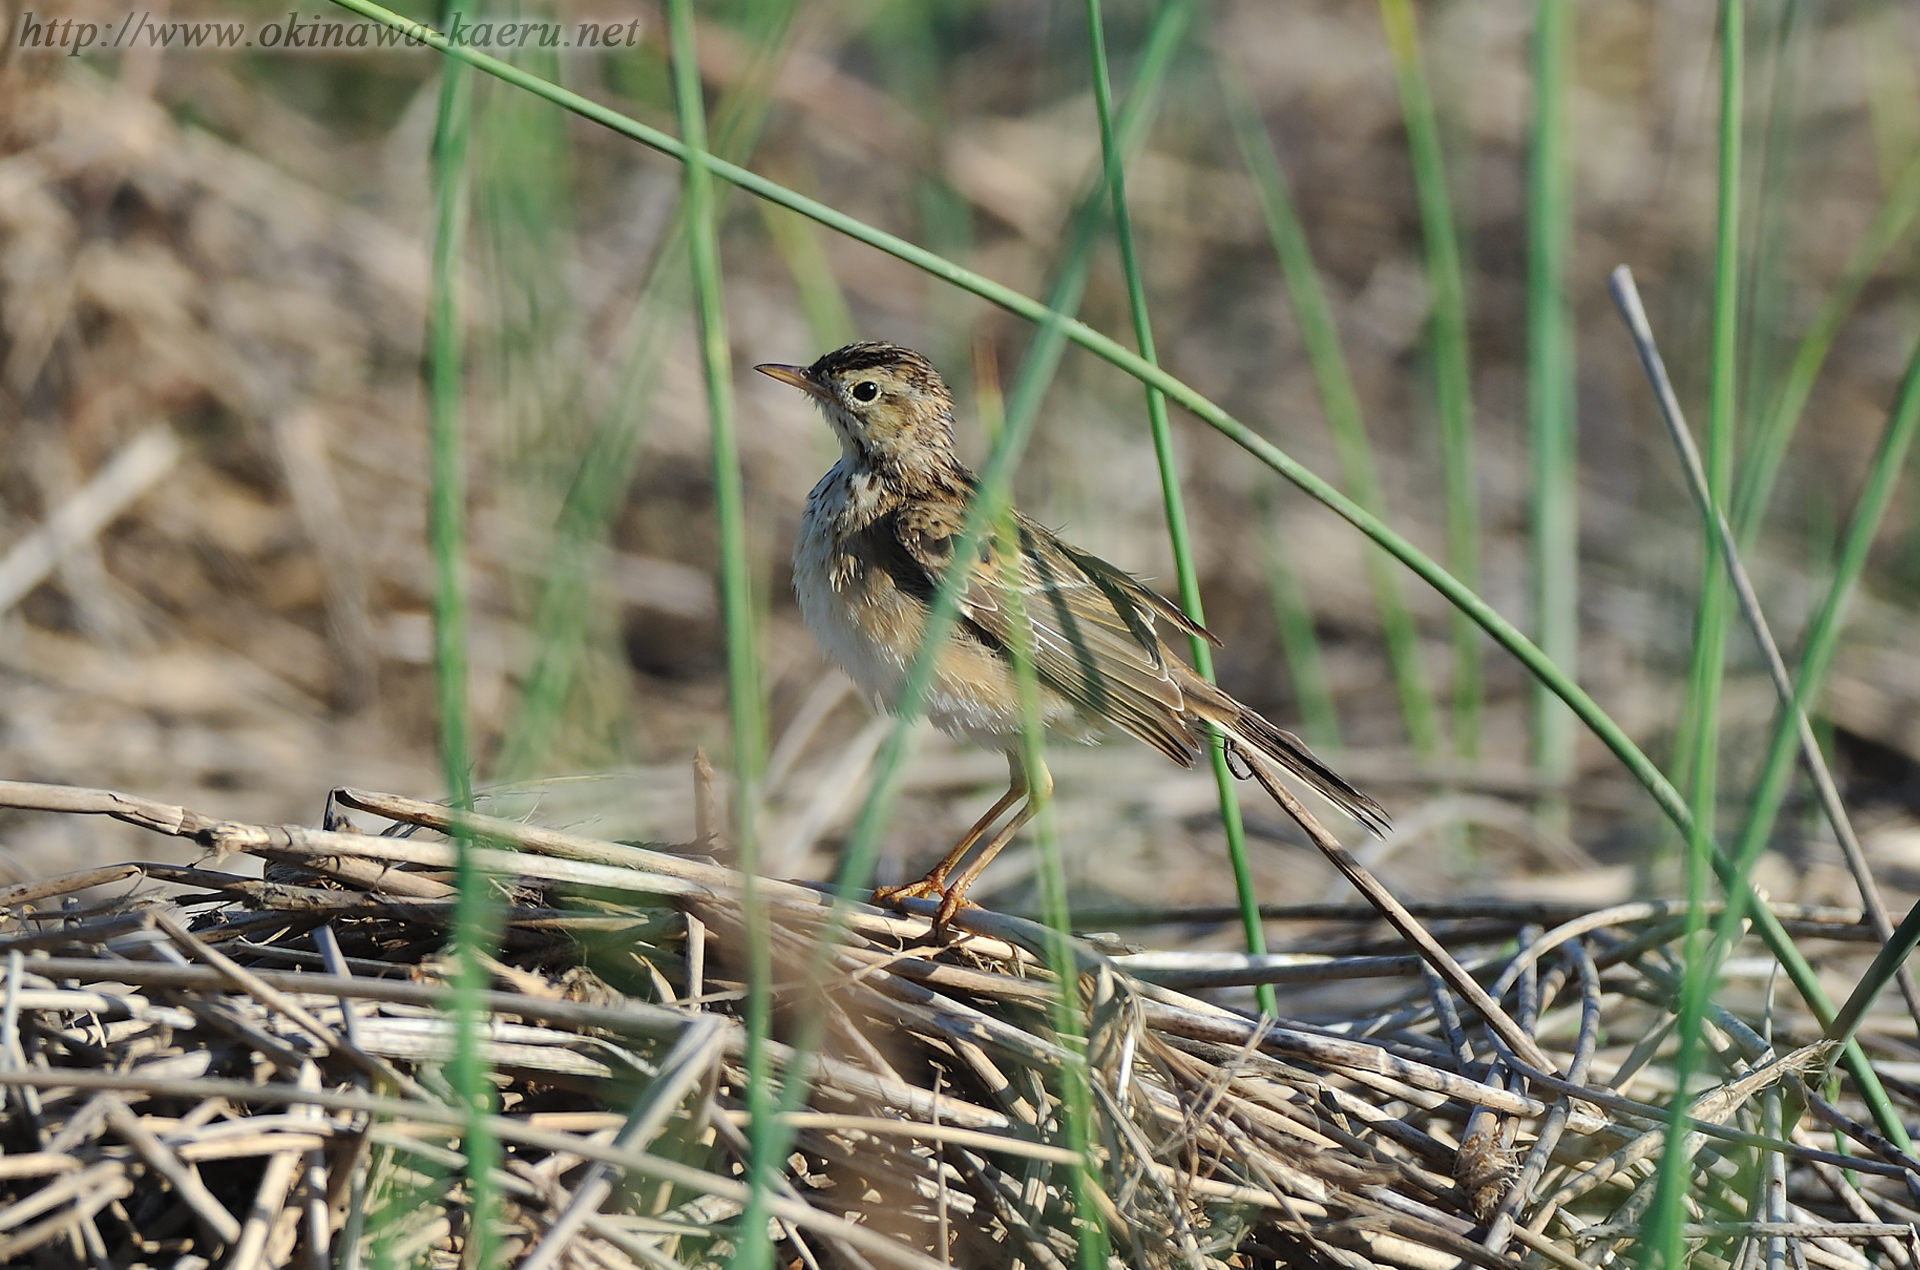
[0,777,1915,1269]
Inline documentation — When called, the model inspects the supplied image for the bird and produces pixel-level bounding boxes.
[757,340,1389,927]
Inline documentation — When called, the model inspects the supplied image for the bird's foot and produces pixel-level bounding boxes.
[872,874,973,932]
[871,874,948,906]
[931,886,973,931]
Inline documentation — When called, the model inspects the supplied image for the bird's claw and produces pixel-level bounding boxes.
[931,889,972,931]
[872,875,972,932]
[872,875,947,905]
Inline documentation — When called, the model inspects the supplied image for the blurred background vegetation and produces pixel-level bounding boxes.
[4,0,1920,940]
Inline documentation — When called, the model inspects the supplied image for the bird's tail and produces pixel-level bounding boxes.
[1191,685,1391,839]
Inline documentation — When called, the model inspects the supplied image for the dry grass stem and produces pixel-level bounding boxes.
[0,779,1912,1266]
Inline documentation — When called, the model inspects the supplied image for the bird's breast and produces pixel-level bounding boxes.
[792,464,1072,747]
[794,467,914,711]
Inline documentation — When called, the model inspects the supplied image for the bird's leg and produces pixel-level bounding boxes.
[873,754,1027,906]
[931,753,1053,929]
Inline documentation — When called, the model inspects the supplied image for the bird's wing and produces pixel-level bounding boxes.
[864,500,1392,837]
[870,503,1209,765]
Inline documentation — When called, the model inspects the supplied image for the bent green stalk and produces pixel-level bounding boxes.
[322,0,1906,1145]
[1087,0,1273,1017]
[1828,898,1920,1061]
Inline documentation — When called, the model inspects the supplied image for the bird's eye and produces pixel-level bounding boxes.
[850,381,880,402]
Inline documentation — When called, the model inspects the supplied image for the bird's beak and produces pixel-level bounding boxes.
[754,363,829,401]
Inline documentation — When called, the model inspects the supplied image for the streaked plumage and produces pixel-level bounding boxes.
[760,341,1389,924]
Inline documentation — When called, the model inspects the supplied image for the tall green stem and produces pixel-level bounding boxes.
[1529,0,1578,817]
[1733,149,1920,544]
[1086,0,1273,1016]
[977,369,1111,1270]
[497,0,793,780]
[666,5,770,1266]
[427,17,474,881]
[1739,337,1920,1026]
[1379,0,1477,759]
[1653,0,1743,1262]
[720,13,1197,1231]
[1220,65,1439,766]
[428,10,499,1266]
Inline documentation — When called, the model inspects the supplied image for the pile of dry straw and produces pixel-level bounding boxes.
[0,777,1917,1269]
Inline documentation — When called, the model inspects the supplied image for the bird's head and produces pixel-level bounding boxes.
[756,342,960,483]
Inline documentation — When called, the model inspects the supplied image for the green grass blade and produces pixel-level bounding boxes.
[742,5,1195,1231]
[1743,334,1920,1024]
[664,6,772,1268]
[1529,0,1578,813]
[1256,490,1342,751]
[1733,148,1920,544]
[1379,0,1478,759]
[1653,1,1745,1260]
[979,366,1111,1270]
[497,2,793,780]
[428,29,475,840]
[321,1,1909,1116]
[862,0,974,367]
[1218,61,1441,760]
[1087,0,1273,1016]
[667,0,763,861]
[426,10,500,1266]
[829,0,1193,935]
[1616,262,1920,1159]
[494,252,690,779]
[759,193,860,350]
[1827,898,1920,1058]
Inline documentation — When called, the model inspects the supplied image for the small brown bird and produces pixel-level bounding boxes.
[758,341,1388,926]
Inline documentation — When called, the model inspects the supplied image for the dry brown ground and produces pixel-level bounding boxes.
[2,0,1920,958]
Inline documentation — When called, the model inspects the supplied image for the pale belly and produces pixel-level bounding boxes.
[793,482,1087,751]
